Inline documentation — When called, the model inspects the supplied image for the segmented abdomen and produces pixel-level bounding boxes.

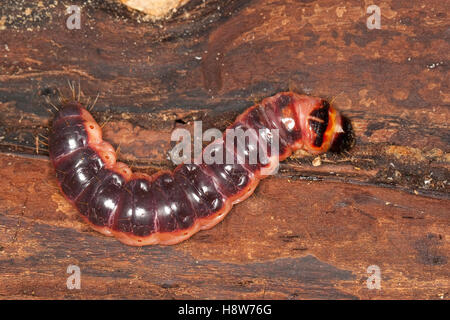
[49,92,341,245]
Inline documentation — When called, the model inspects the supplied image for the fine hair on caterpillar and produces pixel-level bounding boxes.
[46,82,353,246]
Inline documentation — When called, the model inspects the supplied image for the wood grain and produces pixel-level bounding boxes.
[0,0,448,299]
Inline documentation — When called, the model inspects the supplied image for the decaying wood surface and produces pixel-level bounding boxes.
[0,0,448,299]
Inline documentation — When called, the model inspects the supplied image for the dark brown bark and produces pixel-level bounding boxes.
[0,0,448,299]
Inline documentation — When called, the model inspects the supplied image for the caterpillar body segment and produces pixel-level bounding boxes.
[49,92,345,246]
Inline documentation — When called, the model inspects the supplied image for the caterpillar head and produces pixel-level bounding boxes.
[298,97,353,154]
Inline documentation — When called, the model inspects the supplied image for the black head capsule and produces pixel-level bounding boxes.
[329,115,355,153]
[308,100,330,147]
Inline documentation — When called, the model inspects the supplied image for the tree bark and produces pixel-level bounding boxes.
[0,0,448,299]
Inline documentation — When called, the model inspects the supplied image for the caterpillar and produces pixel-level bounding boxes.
[49,91,349,246]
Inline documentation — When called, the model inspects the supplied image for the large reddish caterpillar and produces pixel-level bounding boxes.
[49,91,346,246]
